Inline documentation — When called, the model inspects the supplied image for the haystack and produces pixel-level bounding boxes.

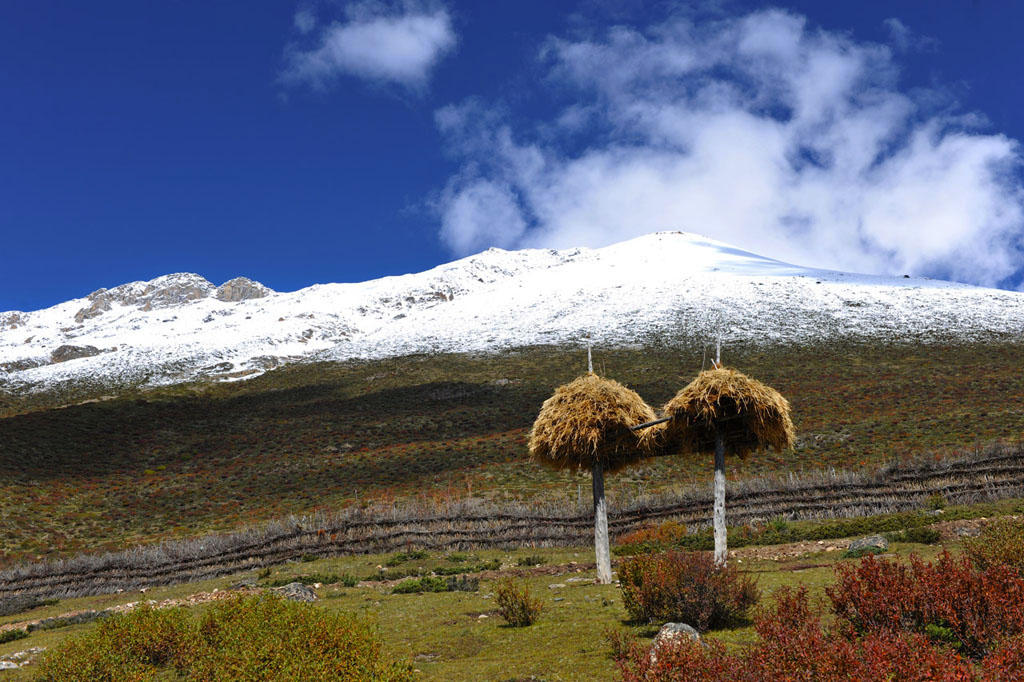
[529,373,657,473]
[659,367,795,456]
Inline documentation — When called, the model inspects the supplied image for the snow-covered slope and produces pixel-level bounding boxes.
[2,232,1022,392]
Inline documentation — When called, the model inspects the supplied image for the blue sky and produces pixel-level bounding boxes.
[2,1,1023,312]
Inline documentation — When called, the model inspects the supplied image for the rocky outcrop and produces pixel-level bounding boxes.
[74,274,216,322]
[1,312,25,330]
[215,277,271,302]
[68,274,271,323]
[50,345,102,364]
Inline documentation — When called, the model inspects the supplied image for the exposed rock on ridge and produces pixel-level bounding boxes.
[215,277,270,302]
[73,274,272,322]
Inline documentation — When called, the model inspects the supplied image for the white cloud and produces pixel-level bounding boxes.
[435,9,1024,288]
[281,2,456,90]
[440,179,527,254]
[294,8,316,34]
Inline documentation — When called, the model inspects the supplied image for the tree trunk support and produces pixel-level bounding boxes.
[713,430,727,567]
[592,460,612,584]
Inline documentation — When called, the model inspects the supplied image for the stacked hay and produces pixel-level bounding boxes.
[659,367,795,456]
[529,373,657,473]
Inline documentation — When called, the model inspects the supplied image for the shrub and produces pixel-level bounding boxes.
[34,605,198,682]
[827,550,1024,658]
[33,595,412,682]
[618,551,759,630]
[963,517,1024,574]
[0,628,28,644]
[884,526,942,544]
[494,577,543,627]
[982,633,1024,681]
[617,520,688,550]
[926,493,947,510]
[611,587,975,682]
[193,594,412,681]
[516,554,547,567]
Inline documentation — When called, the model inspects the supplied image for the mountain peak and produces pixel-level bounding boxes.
[2,232,1021,389]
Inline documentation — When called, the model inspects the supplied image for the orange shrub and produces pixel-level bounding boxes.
[827,551,1024,658]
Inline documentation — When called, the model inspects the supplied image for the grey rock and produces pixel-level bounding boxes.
[50,345,102,364]
[955,526,981,538]
[230,576,258,590]
[650,623,702,664]
[654,622,701,646]
[848,535,889,553]
[273,582,317,602]
[548,583,566,589]
[216,277,271,302]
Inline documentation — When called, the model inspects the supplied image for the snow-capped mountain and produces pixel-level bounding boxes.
[2,232,1022,392]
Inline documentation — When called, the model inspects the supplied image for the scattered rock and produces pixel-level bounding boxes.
[955,526,981,538]
[848,535,889,553]
[548,584,566,589]
[273,582,317,602]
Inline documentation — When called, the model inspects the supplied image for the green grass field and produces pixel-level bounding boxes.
[1,341,1022,568]
[0,507,974,681]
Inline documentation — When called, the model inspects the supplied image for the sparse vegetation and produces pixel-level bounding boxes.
[495,577,544,627]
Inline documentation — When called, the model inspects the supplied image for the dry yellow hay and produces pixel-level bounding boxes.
[659,366,795,456]
[529,373,658,473]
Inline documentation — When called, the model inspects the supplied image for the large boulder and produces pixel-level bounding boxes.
[848,535,889,554]
[649,622,702,665]
[273,582,317,602]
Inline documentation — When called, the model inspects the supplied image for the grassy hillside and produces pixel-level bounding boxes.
[1,341,1022,568]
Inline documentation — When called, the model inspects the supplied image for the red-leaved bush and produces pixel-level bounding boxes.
[981,634,1024,681]
[827,550,1024,658]
[618,551,759,630]
[613,587,975,682]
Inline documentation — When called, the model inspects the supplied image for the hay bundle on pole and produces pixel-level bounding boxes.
[530,373,657,583]
[660,366,794,566]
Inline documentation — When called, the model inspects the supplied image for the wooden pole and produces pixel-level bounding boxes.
[592,460,612,584]
[713,429,727,567]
